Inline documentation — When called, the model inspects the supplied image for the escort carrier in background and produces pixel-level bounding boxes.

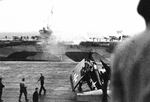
[0,27,72,61]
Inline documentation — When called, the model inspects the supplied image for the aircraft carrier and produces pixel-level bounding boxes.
[0,27,113,62]
[0,27,72,61]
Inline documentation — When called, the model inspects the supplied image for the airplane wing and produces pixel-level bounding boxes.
[70,59,85,91]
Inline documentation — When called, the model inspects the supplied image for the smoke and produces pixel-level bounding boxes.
[39,27,67,61]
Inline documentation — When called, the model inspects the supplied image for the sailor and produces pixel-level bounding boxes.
[33,87,39,102]
[90,61,102,89]
[0,78,5,102]
[38,73,46,95]
[19,78,28,102]
[88,50,94,61]
[78,59,95,92]
[87,50,102,89]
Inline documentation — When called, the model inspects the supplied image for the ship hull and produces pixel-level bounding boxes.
[0,43,110,62]
[0,45,63,61]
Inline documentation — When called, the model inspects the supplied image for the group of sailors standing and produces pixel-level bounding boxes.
[0,73,46,102]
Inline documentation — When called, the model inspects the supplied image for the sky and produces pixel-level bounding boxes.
[0,0,146,43]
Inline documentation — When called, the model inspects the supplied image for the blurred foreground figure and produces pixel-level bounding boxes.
[0,78,4,102]
[111,0,150,102]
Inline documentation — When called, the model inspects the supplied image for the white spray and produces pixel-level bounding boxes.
[39,26,67,61]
